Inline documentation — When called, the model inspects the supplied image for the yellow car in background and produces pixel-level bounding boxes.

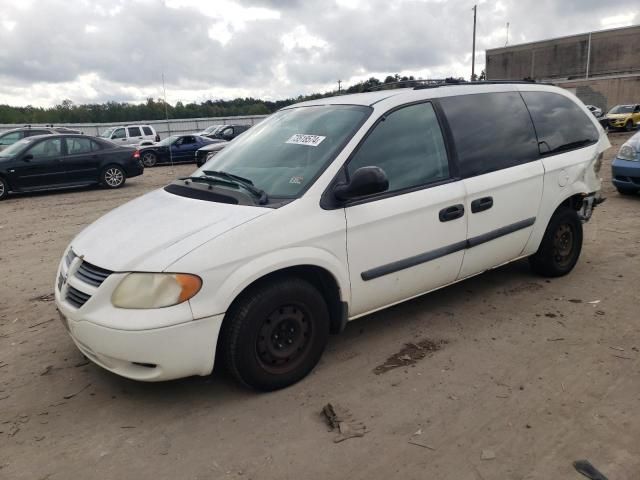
[606,104,640,131]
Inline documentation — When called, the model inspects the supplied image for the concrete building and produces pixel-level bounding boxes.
[485,25,640,111]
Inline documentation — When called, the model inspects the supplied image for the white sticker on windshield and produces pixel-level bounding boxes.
[286,134,326,147]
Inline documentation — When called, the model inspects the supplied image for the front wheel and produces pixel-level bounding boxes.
[0,176,9,201]
[625,120,634,132]
[529,206,583,277]
[101,165,126,189]
[141,152,157,167]
[617,186,637,196]
[220,278,330,391]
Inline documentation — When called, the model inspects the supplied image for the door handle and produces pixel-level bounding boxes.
[439,204,465,222]
[471,196,493,213]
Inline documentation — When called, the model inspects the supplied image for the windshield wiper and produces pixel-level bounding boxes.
[202,170,268,205]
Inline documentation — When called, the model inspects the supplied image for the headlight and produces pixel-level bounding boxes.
[618,144,638,161]
[111,273,202,309]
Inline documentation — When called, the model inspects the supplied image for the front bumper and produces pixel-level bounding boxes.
[54,252,224,381]
[611,157,640,190]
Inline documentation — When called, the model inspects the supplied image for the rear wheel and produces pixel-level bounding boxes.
[221,277,330,391]
[529,206,583,277]
[101,165,126,189]
[141,152,157,167]
[0,176,8,201]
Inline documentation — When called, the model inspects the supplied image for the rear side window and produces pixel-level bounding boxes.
[521,91,599,155]
[127,126,142,137]
[142,126,153,135]
[347,102,450,193]
[66,137,92,155]
[90,140,103,151]
[439,92,539,178]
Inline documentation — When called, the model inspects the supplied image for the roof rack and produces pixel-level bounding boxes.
[365,78,538,92]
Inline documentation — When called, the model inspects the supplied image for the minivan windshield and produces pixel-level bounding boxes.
[197,105,371,198]
[100,127,116,138]
[609,105,633,114]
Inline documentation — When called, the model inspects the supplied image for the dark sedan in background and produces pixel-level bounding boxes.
[137,135,217,167]
[0,135,143,200]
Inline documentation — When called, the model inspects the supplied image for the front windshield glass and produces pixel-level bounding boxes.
[203,125,221,134]
[198,105,371,198]
[609,105,633,114]
[157,135,179,146]
[0,137,35,157]
[100,127,116,138]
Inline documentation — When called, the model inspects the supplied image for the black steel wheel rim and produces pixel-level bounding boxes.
[256,304,313,373]
[553,223,574,268]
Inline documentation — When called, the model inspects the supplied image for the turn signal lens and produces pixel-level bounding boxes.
[176,274,202,303]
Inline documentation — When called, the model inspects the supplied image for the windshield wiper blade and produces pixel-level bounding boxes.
[201,170,268,205]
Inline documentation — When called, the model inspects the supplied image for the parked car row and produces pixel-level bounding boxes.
[0,134,143,200]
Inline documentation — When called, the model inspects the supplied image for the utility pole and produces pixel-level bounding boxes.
[337,79,342,94]
[471,4,477,81]
[505,22,510,46]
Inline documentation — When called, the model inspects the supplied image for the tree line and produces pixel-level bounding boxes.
[0,73,480,125]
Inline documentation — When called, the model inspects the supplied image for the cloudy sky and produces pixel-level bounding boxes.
[0,0,638,107]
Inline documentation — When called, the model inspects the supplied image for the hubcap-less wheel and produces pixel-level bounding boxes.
[142,152,157,167]
[104,167,124,187]
[553,223,574,268]
[0,179,6,199]
[257,305,313,374]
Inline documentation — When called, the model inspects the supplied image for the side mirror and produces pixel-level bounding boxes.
[22,154,34,162]
[334,166,389,201]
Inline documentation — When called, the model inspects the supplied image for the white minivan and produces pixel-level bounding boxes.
[55,83,609,390]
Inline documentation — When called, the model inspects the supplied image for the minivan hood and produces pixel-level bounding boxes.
[72,188,270,272]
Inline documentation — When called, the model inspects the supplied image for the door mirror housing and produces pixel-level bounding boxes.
[333,166,389,201]
[22,153,34,162]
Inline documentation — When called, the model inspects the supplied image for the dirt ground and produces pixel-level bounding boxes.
[1,132,639,480]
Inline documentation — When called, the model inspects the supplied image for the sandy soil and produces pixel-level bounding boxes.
[1,133,639,480]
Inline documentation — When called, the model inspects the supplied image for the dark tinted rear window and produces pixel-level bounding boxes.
[142,126,153,135]
[521,91,599,155]
[439,92,539,178]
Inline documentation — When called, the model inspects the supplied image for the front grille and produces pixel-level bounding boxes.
[66,285,91,308]
[75,261,112,287]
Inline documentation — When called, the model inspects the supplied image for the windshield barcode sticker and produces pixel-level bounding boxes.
[286,134,326,147]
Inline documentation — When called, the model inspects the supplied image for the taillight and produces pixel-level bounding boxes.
[133,150,140,159]
[155,134,160,142]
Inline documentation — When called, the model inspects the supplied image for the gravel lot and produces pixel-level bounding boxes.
[1,132,639,480]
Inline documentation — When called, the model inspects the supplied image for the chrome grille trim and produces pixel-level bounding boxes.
[75,261,112,287]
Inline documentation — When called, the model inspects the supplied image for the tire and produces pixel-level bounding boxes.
[101,165,126,189]
[141,152,157,167]
[625,120,634,132]
[617,186,637,196]
[221,277,330,391]
[529,206,583,277]
[0,176,8,201]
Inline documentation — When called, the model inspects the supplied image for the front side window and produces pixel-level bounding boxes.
[112,128,126,139]
[26,138,62,159]
[181,136,196,145]
[522,91,599,155]
[66,137,92,155]
[200,105,371,198]
[0,131,24,145]
[440,92,539,178]
[347,102,450,193]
